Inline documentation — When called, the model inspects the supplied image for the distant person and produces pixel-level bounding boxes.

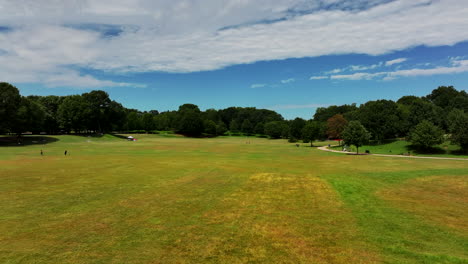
[40,149,43,156]
[64,150,67,156]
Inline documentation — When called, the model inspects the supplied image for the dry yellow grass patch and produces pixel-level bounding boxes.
[378,175,468,235]
[201,172,380,263]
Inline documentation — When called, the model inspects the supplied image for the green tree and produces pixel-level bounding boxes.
[314,104,358,122]
[57,95,90,133]
[204,120,217,136]
[0,82,21,133]
[264,121,286,139]
[141,113,155,132]
[216,121,228,135]
[12,97,45,135]
[241,119,253,134]
[289,118,306,139]
[426,86,463,110]
[357,100,402,141]
[229,119,240,132]
[177,104,203,136]
[35,95,63,134]
[302,121,321,146]
[447,109,468,152]
[82,90,112,133]
[409,120,444,150]
[342,121,371,154]
[254,122,264,135]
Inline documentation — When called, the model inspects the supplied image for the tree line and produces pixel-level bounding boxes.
[1,82,467,152]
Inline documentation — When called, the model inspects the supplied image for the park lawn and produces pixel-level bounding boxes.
[332,139,468,158]
[0,135,467,263]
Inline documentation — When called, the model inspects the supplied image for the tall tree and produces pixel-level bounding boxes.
[342,121,371,154]
[229,119,240,132]
[357,100,402,141]
[326,114,348,141]
[290,118,306,139]
[0,82,21,133]
[314,104,358,122]
[302,121,321,146]
[204,120,217,136]
[12,97,45,135]
[177,104,203,136]
[141,113,155,132]
[82,90,111,133]
[241,119,253,134]
[254,122,265,135]
[447,109,468,152]
[264,121,287,139]
[57,95,90,133]
[216,121,228,135]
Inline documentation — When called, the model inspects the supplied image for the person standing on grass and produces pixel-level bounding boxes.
[40,149,43,156]
[64,150,67,156]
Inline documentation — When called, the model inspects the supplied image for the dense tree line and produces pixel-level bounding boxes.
[1,82,467,152]
[313,86,468,152]
[0,82,283,137]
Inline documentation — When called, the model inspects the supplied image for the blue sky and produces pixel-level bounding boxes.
[1,0,468,119]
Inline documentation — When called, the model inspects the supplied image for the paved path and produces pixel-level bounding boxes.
[317,146,468,161]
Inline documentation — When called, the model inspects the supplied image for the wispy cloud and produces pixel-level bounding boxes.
[309,76,328,80]
[385,58,407,66]
[328,59,468,81]
[324,68,342,74]
[281,78,295,84]
[250,83,267,88]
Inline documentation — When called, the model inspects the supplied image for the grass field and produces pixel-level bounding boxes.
[331,139,468,158]
[1,134,467,263]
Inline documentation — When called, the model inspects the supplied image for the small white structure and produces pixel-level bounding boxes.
[127,136,134,141]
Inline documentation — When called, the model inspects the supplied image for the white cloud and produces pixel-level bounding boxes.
[250,83,267,88]
[385,57,407,66]
[324,68,342,74]
[310,76,328,80]
[281,78,295,84]
[1,0,468,88]
[330,72,386,80]
[328,59,468,81]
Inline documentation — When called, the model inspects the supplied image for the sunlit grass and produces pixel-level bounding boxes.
[0,135,467,263]
[331,139,468,158]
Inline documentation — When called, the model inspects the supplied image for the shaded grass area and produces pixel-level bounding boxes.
[332,139,468,158]
[0,135,467,263]
[0,136,59,147]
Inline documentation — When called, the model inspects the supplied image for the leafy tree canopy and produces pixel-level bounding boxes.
[342,121,371,154]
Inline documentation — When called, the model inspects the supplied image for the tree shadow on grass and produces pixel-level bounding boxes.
[108,134,129,140]
[406,145,446,155]
[0,136,59,147]
[72,133,105,138]
[367,139,399,146]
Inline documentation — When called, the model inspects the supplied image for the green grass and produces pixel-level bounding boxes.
[1,135,467,263]
[332,139,468,158]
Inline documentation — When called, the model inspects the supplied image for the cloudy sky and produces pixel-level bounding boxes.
[1,0,468,119]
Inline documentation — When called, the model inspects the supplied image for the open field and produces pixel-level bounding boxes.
[1,135,467,263]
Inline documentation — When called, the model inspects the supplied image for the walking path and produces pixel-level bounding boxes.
[317,146,468,161]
